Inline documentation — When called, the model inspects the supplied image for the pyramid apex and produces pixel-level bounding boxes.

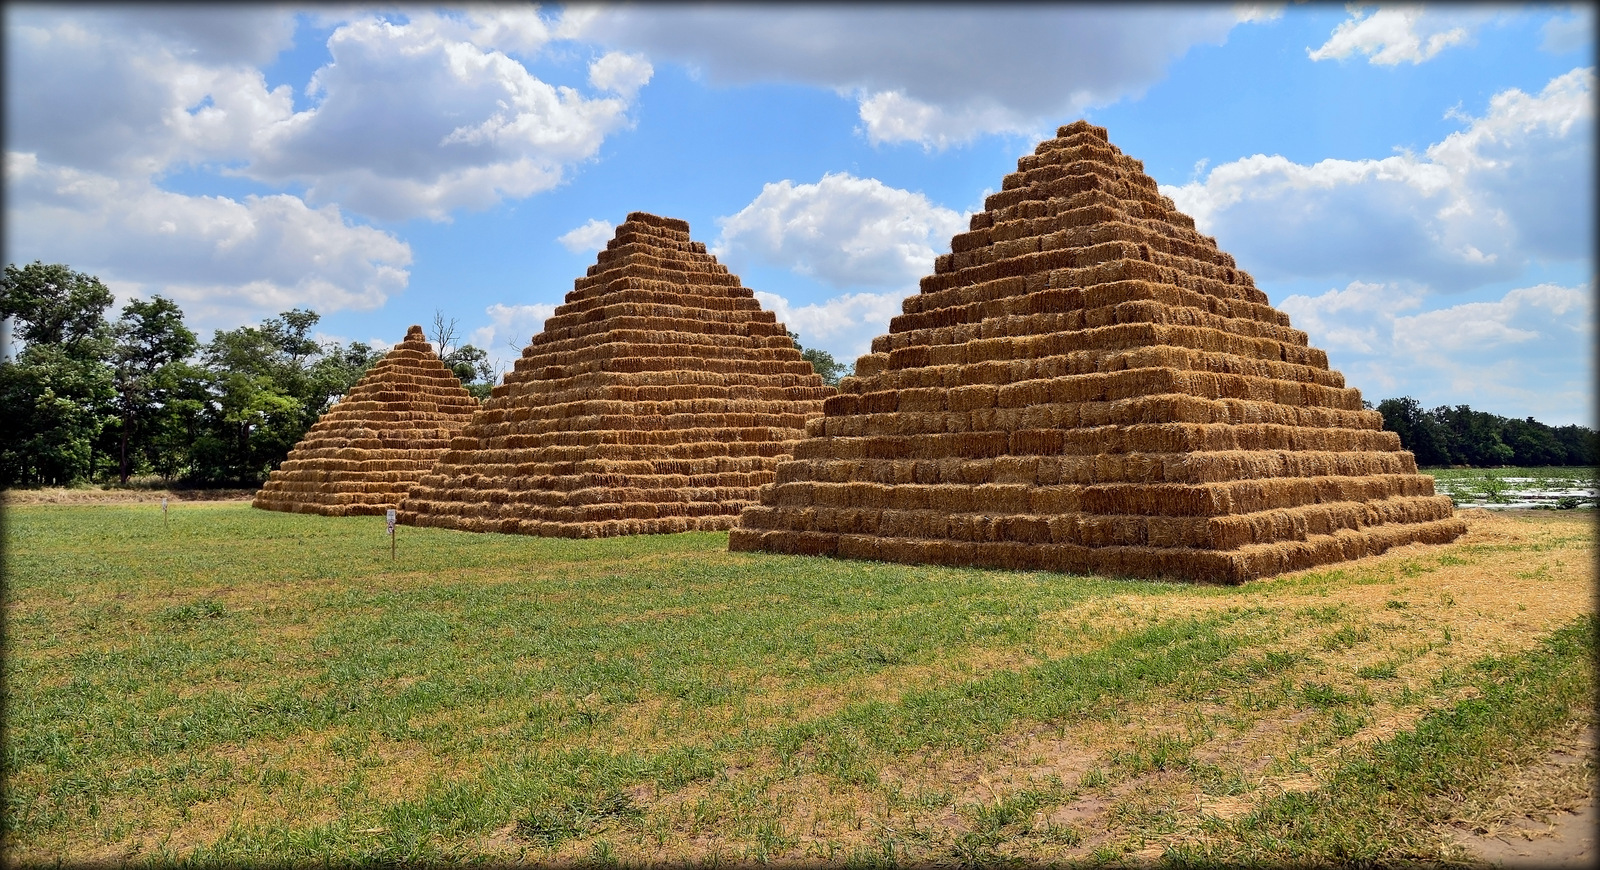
[624,212,691,233]
[252,319,480,518]
[1056,120,1108,141]
[732,118,1464,582]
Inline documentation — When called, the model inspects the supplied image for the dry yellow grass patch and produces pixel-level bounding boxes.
[1468,720,1596,832]
[0,488,255,505]
[553,510,1594,864]
[5,507,1590,866]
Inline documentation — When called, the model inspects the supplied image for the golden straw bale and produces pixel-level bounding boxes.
[730,124,1466,577]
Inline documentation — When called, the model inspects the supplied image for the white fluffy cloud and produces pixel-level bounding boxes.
[715,173,966,290]
[566,6,1252,147]
[1283,280,1593,425]
[5,7,648,222]
[5,152,411,333]
[1163,67,1594,290]
[9,6,297,66]
[717,173,967,361]
[588,51,653,98]
[1233,4,1286,25]
[754,290,904,363]
[247,11,639,221]
[1277,280,1424,355]
[4,11,297,178]
[557,218,617,254]
[469,301,559,368]
[1392,283,1589,355]
[1307,6,1481,65]
[3,7,651,333]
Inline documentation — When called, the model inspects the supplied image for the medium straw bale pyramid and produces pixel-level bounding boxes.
[730,121,1466,583]
[252,325,480,516]
[396,212,832,537]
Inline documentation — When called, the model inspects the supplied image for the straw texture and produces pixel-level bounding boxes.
[731,121,1465,583]
[252,325,480,516]
[397,213,832,537]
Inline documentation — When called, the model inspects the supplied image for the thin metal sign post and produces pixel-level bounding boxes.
[387,508,397,560]
[162,496,168,528]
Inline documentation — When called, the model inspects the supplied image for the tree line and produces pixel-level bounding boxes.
[1376,396,1594,468]
[0,262,494,488]
[2,261,1592,489]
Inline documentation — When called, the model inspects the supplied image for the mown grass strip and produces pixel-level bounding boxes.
[763,610,1275,782]
[7,505,1593,866]
[181,611,1292,865]
[1170,616,1596,867]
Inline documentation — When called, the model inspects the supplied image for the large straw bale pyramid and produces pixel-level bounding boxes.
[252,325,480,516]
[397,212,833,537]
[731,121,1466,583]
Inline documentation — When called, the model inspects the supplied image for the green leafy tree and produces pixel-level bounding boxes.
[1376,396,1452,467]
[142,359,208,482]
[0,261,115,350]
[1434,404,1516,467]
[195,324,302,485]
[190,309,379,486]
[1501,416,1568,467]
[309,340,383,407]
[0,348,115,486]
[1381,397,1596,468]
[0,262,117,486]
[787,331,848,387]
[1551,424,1597,466]
[107,296,199,483]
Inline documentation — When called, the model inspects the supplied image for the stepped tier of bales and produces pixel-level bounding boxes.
[731,121,1465,584]
[397,212,834,538]
[252,325,480,517]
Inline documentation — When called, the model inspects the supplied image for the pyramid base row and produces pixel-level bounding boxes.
[728,517,1467,584]
[252,496,395,517]
[397,512,738,538]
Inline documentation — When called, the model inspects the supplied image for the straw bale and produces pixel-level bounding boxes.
[393,217,832,538]
[255,325,478,516]
[733,123,1463,579]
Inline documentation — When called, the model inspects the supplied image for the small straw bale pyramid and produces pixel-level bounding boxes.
[252,325,480,516]
[396,212,832,537]
[731,121,1465,584]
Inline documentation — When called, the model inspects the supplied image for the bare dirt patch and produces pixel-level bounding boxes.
[1445,720,1597,868]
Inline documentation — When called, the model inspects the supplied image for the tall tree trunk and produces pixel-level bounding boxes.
[119,414,130,485]
[238,421,250,487]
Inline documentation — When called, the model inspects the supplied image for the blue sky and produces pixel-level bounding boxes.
[4,3,1594,425]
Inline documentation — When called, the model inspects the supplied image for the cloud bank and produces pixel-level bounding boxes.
[567,6,1255,148]
[1307,6,1482,65]
[3,7,649,332]
[1281,280,1592,425]
[557,218,617,255]
[715,172,965,289]
[714,172,966,360]
[1163,67,1594,290]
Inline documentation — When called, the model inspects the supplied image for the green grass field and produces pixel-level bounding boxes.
[3,502,1594,866]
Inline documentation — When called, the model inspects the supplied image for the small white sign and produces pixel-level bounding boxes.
[386,508,397,533]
